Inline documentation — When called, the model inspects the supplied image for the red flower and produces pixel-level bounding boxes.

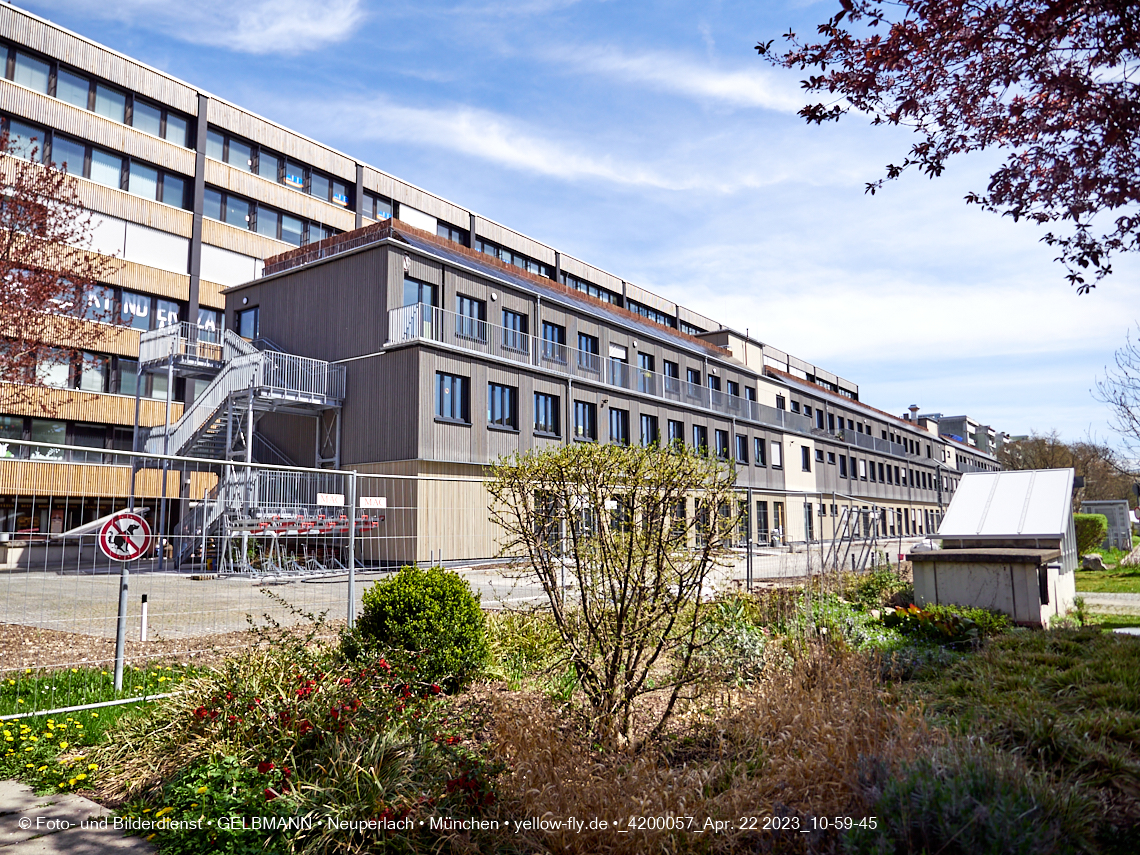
[430,683,441,695]
[264,787,278,801]
[257,761,275,774]
[281,766,292,779]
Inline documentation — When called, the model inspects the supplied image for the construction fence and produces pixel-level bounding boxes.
[0,439,920,718]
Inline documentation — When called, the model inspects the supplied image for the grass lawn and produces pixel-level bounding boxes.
[1086,611,1140,632]
[914,627,1140,853]
[1076,566,1140,593]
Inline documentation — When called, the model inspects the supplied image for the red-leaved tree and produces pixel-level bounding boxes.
[0,128,118,405]
[757,1,1140,292]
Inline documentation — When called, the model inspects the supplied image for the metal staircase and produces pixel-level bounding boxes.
[138,323,345,461]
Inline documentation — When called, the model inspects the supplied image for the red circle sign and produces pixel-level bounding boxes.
[98,511,153,562]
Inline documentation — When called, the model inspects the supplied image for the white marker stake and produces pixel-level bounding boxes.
[140,593,148,642]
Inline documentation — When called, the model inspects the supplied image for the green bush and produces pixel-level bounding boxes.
[846,743,1094,855]
[882,603,1009,648]
[355,565,489,691]
[1075,513,1109,555]
[847,567,911,610]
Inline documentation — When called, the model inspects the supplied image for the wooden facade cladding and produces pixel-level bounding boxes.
[201,217,283,262]
[29,315,141,358]
[0,6,200,115]
[0,79,197,174]
[76,181,194,237]
[205,100,356,182]
[203,159,356,232]
[625,282,675,315]
[107,259,191,304]
[198,279,226,311]
[473,218,556,265]
[0,384,182,427]
[362,170,470,228]
[0,458,215,499]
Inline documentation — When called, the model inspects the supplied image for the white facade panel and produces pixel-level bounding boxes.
[396,204,437,234]
[201,243,259,287]
[85,211,126,258]
[123,222,189,274]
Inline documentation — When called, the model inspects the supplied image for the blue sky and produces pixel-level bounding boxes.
[28,0,1140,453]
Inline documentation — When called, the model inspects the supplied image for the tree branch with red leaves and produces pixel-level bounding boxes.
[758,0,1140,292]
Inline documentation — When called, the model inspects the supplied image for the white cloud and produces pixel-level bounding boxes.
[550,44,804,112]
[44,0,364,54]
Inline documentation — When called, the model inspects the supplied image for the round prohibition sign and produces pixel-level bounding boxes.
[98,511,153,562]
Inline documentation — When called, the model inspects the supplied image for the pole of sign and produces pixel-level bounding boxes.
[113,557,129,692]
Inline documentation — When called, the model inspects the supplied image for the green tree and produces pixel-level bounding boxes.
[488,442,737,749]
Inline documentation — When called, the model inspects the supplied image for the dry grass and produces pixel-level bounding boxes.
[482,645,930,854]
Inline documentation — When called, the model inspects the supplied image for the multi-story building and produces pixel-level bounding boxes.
[0,4,1000,553]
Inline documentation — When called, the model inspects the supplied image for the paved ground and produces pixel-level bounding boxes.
[1080,592,1140,615]
[0,780,153,854]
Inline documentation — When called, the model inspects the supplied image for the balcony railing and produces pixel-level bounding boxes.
[386,303,816,435]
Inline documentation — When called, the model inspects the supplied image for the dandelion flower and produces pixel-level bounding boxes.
[154,807,172,818]
[196,786,207,794]
[58,741,68,750]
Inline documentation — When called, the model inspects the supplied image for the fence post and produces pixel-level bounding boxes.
[347,471,357,629]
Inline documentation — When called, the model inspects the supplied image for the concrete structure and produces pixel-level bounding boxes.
[914,469,1078,627]
[0,4,1004,556]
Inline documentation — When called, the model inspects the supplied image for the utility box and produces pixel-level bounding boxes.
[1080,500,1133,551]
[910,469,1077,628]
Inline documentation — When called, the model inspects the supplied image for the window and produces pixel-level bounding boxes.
[692,424,708,455]
[93,84,127,123]
[815,410,825,430]
[608,344,629,387]
[663,360,680,394]
[790,400,800,414]
[437,221,469,245]
[36,350,70,388]
[815,448,824,462]
[707,374,722,393]
[627,299,675,327]
[236,307,259,340]
[456,295,486,341]
[362,191,393,220]
[858,459,867,480]
[667,419,684,448]
[502,309,528,353]
[56,68,89,109]
[534,393,560,436]
[801,446,811,472]
[679,320,705,336]
[776,395,785,411]
[771,441,783,468]
[867,459,876,481]
[773,501,786,536]
[745,386,756,402]
[754,437,766,466]
[28,419,65,460]
[477,237,553,278]
[828,413,836,432]
[155,298,180,328]
[13,52,50,94]
[435,373,469,423]
[687,367,701,389]
[714,429,730,459]
[541,322,566,363]
[848,419,855,430]
[727,380,739,397]
[755,501,769,542]
[839,455,848,477]
[886,465,894,485]
[609,408,630,445]
[488,383,517,430]
[577,332,600,372]
[735,434,748,464]
[804,405,812,419]
[88,148,123,189]
[204,187,333,243]
[857,422,864,434]
[560,270,618,302]
[637,352,655,394]
[49,135,85,174]
[640,414,658,447]
[827,452,836,464]
[878,462,885,482]
[574,400,597,441]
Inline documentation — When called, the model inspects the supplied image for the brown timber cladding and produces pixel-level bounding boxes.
[0,459,215,499]
[0,386,182,426]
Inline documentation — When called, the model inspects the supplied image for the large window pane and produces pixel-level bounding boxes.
[36,352,70,388]
[197,307,222,339]
[55,69,90,109]
[28,419,65,460]
[70,424,107,463]
[309,172,330,201]
[155,298,181,328]
[149,372,168,401]
[225,195,250,228]
[78,353,109,392]
[227,138,251,170]
[257,151,279,180]
[0,416,22,459]
[255,206,277,238]
[82,283,114,321]
[128,162,159,200]
[164,113,188,147]
[118,359,139,397]
[50,135,86,174]
[284,161,304,190]
[121,291,152,330]
[7,120,43,161]
[206,129,225,161]
[161,173,186,208]
[13,52,49,93]
[132,100,163,136]
[237,307,259,339]
[280,214,303,245]
[203,187,223,221]
[93,84,126,123]
[89,148,123,189]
